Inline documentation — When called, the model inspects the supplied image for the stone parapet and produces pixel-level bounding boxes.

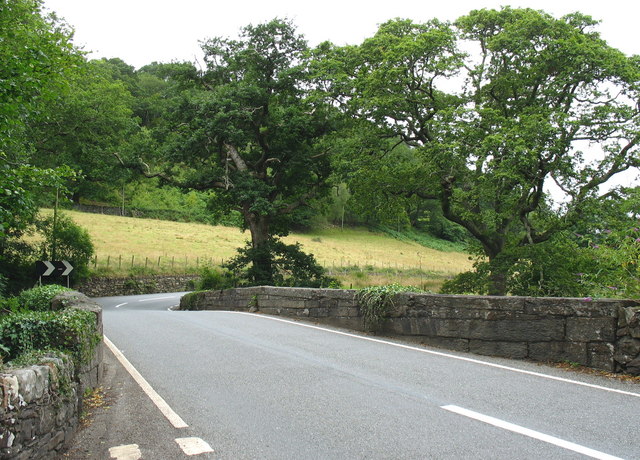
[0,293,103,459]
[181,287,640,375]
[76,275,199,297]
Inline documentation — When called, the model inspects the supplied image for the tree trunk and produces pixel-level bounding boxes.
[487,253,509,296]
[245,212,274,285]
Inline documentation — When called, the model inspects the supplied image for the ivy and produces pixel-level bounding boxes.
[16,284,71,311]
[0,308,100,367]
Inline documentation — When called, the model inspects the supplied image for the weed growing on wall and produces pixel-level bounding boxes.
[356,284,423,331]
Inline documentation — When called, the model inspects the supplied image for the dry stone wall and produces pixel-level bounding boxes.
[181,286,640,375]
[0,292,103,459]
[76,275,199,297]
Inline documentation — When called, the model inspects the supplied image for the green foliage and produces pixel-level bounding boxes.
[319,9,640,295]
[224,237,337,288]
[356,284,424,330]
[0,0,81,157]
[442,226,640,299]
[0,308,100,365]
[36,213,94,282]
[16,285,71,312]
[191,266,237,291]
[29,59,139,201]
[375,225,466,253]
[114,19,342,281]
[440,260,490,295]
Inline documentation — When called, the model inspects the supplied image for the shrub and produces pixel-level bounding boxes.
[224,237,338,288]
[192,266,236,291]
[36,213,94,282]
[16,284,71,311]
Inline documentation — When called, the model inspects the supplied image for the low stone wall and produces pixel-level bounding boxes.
[0,292,103,459]
[76,275,198,297]
[181,286,640,375]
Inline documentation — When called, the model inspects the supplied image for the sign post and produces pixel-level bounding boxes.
[35,260,74,287]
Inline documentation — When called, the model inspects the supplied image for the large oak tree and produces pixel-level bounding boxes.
[319,8,640,295]
[123,19,339,285]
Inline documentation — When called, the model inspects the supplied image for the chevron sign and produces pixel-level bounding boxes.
[35,260,74,277]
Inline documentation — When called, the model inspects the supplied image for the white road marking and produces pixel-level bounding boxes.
[104,336,188,428]
[441,405,624,460]
[229,312,640,399]
[139,296,178,302]
[109,444,142,460]
[175,437,214,456]
[114,303,128,309]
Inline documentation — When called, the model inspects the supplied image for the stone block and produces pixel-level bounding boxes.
[418,337,469,352]
[469,340,528,359]
[383,318,414,336]
[524,297,623,317]
[47,430,64,450]
[566,317,616,342]
[620,306,640,338]
[331,307,359,318]
[623,357,640,376]
[12,369,37,405]
[405,293,525,313]
[528,342,587,364]
[309,307,329,318]
[408,318,439,336]
[432,318,565,342]
[321,317,363,331]
[588,342,615,371]
[613,336,640,365]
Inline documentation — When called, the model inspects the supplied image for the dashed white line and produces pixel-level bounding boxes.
[114,302,127,309]
[441,405,624,460]
[175,437,214,456]
[139,296,178,302]
[104,336,188,429]
[109,444,142,460]
[228,312,640,399]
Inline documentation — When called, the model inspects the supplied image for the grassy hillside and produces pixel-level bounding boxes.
[44,209,473,290]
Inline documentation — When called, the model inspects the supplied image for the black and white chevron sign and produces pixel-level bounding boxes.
[35,260,74,277]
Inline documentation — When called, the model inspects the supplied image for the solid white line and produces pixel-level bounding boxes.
[104,336,188,428]
[441,405,623,460]
[114,303,127,309]
[139,296,177,302]
[175,437,214,456]
[226,312,640,399]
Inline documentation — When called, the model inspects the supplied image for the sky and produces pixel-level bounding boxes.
[43,0,640,70]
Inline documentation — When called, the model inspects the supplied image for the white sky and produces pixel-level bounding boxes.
[44,0,640,69]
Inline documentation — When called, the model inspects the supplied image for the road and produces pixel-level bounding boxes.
[74,293,640,459]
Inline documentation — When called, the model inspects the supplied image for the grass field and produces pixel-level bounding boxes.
[45,209,473,290]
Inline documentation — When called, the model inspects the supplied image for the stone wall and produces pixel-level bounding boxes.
[181,286,640,375]
[0,292,103,459]
[76,275,199,298]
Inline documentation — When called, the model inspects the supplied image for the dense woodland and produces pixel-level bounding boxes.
[1,0,639,297]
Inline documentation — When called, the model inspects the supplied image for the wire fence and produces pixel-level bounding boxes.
[90,253,449,291]
[90,254,433,273]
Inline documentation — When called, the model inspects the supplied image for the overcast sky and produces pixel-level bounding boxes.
[43,0,640,69]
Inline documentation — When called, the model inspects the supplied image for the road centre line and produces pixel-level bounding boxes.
[114,303,127,309]
[108,444,142,460]
[103,336,188,429]
[175,437,214,456]
[139,296,178,302]
[441,405,623,460]
[229,312,640,399]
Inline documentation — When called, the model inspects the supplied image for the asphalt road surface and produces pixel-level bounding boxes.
[69,293,640,459]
